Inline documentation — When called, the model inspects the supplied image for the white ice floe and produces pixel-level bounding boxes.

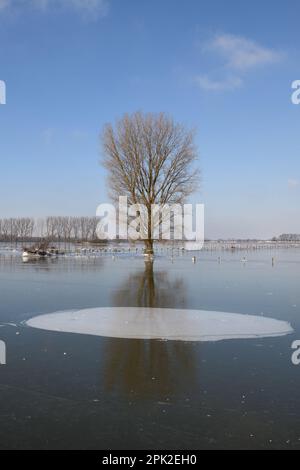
[26,307,294,342]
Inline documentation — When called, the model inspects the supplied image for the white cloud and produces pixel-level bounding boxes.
[195,33,282,92]
[288,179,300,189]
[194,74,242,92]
[208,33,281,71]
[0,0,109,20]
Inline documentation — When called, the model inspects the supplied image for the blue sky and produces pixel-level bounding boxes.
[0,0,299,238]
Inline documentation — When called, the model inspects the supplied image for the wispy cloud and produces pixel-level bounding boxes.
[0,0,10,11]
[69,129,89,140]
[288,179,300,189]
[207,33,281,71]
[41,127,55,145]
[195,33,282,92]
[0,0,109,21]
[194,75,242,92]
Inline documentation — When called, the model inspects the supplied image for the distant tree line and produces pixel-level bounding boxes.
[0,217,103,245]
[0,218,34,243]
[273,234,300,242]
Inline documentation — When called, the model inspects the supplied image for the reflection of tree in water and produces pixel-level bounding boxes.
[113,260,186,309]
[101,261,199,400]
[102,337,198,400]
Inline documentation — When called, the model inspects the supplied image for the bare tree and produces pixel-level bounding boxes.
[0,216,105,246]
[0,218,35,245]
[101,111,200,254]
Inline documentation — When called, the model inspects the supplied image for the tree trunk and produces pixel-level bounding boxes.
[144,205,154,256]
[144,238,154,256]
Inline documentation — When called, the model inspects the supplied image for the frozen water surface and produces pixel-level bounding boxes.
[26,307,293,342]
[1,246,300,449]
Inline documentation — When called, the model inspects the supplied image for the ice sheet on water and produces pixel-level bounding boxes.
[26,307,294,342]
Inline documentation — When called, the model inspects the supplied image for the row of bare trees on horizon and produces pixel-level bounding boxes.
[0,216,103,245]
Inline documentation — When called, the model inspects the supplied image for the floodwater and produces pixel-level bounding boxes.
[0,247,300,449]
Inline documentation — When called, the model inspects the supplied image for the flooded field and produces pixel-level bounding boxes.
[0,247,300,449]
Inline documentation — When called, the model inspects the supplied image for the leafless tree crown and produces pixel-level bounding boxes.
[101,111,200,207]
